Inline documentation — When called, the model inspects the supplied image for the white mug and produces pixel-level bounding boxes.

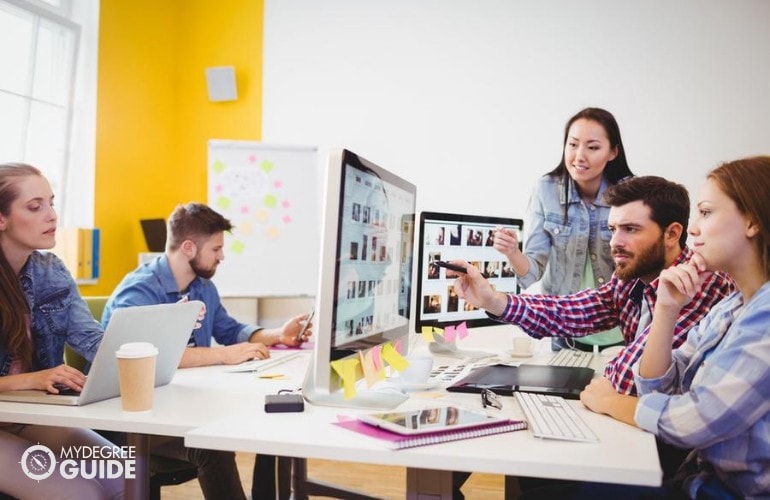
[512,337,534,357]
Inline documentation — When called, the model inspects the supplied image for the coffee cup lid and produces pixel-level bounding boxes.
[116,342,158,359]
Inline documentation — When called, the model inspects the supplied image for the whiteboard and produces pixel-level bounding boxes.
[207,140,320,297]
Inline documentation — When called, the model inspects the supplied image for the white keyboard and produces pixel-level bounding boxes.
[226,350,304,373]
[516,392,599,442]
[547,349,593,368]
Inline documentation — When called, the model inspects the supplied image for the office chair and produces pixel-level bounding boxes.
[74,296,199,500]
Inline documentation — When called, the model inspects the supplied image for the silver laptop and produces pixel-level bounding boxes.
[0,301,202,406]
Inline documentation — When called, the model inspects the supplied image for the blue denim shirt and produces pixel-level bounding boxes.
[0,251,103,376]
[101,255,258,347]
[519,174,614,294]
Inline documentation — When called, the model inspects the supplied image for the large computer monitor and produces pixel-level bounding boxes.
[303,149,417,409]
[415,211,523,355]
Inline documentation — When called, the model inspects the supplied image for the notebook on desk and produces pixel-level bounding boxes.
[0,301,202,406]
[446,364,594,400]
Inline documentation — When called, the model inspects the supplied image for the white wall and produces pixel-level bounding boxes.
[263,0,770,221]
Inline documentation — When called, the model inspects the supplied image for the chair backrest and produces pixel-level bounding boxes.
[84,296,110,323]
[64,296,110,370]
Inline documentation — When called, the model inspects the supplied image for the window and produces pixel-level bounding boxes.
[0,0,84,222]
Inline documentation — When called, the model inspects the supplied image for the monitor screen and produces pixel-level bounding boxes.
[304,149,416,409]
[415,211,523,332]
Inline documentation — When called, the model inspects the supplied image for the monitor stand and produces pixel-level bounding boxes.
[302,364,408,410]
[428,336,496,360]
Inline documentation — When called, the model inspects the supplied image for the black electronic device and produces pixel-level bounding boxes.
[264,394,305,413]
[140,218,167,252]
[446,364,595,400]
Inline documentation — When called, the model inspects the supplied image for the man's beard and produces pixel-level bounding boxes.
[190,255,218,280]
[613,236,667,281]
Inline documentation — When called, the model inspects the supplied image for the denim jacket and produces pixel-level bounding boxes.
[0,251,103,376]
[101,254,258,347]
[519,174,614,294]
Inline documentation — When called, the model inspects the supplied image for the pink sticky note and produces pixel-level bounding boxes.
[456,322,469,339]
[274,180,283,189]
[371,345,383,371]
[282,215,292,224]
[240,205,249,215]
[444,325,456,343]
[248,154,257,163]
[215,184,223,193]
[282,199,291,209]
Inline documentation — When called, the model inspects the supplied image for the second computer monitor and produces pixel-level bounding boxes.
[415,211,523,332]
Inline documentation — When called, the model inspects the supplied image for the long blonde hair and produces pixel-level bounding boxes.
[0,162,42,367]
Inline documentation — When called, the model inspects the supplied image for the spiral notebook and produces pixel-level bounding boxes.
[335,412,527,450]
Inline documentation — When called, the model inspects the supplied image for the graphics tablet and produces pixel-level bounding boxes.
[358,406,508,435]
[446,364,594,400]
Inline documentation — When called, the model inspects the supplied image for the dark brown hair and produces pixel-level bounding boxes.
[604,176,690,248]
[708,156,770,278]
[166,202,233,251]
[0,162,41,366]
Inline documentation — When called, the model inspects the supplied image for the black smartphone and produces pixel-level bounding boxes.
[295,309,315,343]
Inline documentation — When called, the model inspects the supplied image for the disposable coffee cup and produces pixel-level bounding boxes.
[115,342,158,412]
[400,355,434,385]
[512,336,534,357]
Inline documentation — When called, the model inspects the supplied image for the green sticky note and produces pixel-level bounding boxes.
[260,160,274,174]
[212,160,226,174]
[216,196,231,210]
[263,194,277,208]
[230,240,245,254]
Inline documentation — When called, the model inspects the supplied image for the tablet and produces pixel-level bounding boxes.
[358,406,508,435]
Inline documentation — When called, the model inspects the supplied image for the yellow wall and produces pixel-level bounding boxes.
[89,0,263,295]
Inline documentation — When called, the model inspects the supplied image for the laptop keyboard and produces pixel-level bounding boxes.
[516,391,598,442]
[547,349,593,368]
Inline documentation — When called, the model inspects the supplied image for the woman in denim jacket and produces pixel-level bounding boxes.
[495,107,633,296]
[0,163,123,499]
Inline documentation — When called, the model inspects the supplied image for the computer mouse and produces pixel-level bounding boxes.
[601,345,624,359]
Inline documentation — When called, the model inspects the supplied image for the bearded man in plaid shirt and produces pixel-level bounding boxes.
[450,176,734,492]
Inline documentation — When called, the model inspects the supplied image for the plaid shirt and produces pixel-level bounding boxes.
[635,282,770,498]
[497,247,735,395]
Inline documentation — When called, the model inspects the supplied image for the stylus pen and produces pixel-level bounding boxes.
[432,260,468,274]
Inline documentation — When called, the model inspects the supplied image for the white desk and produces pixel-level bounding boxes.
[0,353,311,500]
[0,327,660,499]
[186,327,661,498]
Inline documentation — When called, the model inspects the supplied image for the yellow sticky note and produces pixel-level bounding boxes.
[331,358,360,400]
[381,343,408,371]
[267,226,280,239]
[421,326,435,343]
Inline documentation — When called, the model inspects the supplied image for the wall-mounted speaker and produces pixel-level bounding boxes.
[205,66,238,102]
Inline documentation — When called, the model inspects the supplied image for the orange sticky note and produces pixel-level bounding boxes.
[381,342,408,371]
[360,350,383,388]
[456,321,469,339]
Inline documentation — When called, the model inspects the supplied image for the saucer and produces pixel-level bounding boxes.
[506,349,534,359]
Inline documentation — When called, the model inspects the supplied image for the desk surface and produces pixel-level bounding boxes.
[188,328,662,487]
[0,327,661,488]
